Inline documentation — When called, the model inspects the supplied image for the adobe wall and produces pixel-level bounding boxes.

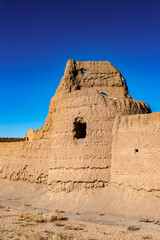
[47,89,113,192]
[0,140,51,183]
[111,112,160,192]
[0,60,152,192]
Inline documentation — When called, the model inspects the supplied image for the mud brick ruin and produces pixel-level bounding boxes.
[1,60,159,194]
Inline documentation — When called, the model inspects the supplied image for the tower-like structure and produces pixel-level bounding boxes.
[27,60,150,192]
[0,60,151,192]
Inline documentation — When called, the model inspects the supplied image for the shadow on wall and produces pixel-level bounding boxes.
[73,118,87,139]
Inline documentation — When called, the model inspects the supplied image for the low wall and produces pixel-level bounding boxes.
[0,140,51,184]
[0,137,25,142]
[111,112,160,192]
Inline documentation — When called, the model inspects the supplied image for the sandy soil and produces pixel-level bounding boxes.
[0,180,160,240]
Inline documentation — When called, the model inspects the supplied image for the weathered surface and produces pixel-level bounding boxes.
[40,60,150,191]
[111,112,160,192]
[33,60,150,140]
[26,128,35,141]
[0,60,152,192]
[0,140,51,183]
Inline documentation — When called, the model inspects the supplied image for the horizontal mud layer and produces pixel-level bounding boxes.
[48,180,108,192]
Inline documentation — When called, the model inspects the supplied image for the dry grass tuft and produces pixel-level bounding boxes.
[18,209,67,223]
[64,225,83,231]
[59,210,65,214]
[22,232,45,240]
[23,203,31,207]
[154,220,160,225]
[18,212,43,223]
[139,218,154,223]
[127,226,140,231]
[142,235,152,239]
[50,233,75,240]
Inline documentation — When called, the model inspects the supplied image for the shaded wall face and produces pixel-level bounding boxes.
[48,89,118,192]
[111,112,160,192]
[0,140,51,183]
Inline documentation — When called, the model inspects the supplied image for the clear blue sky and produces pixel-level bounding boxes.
[0,0,160,137]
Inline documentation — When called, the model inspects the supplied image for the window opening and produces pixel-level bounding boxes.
[73,119,86,139]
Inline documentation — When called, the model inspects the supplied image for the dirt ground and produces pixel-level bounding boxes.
[1,180,160,240]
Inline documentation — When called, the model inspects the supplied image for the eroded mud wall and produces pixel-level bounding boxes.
[0,60,152,191]
[111,112,160,192]
[47,61,150,192]
[0,140,51,183]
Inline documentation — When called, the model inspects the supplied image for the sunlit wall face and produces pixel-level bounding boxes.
[0,0,159,137]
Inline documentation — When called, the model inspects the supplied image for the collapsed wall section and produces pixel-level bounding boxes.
[111,112,160,192]
[0,140,51,184]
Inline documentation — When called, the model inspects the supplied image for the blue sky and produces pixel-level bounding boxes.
[0,0,160,137]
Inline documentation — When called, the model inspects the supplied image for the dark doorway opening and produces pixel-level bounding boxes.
[73,119,86,139]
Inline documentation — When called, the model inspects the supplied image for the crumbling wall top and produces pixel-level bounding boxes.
[56,59,130,99]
